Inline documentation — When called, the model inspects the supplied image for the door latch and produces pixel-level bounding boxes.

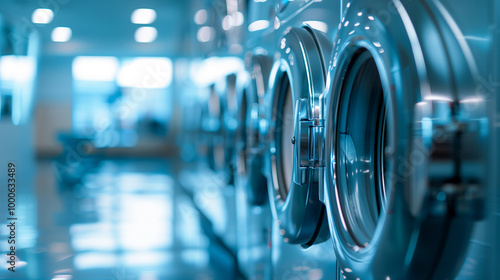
[293,98,324,185]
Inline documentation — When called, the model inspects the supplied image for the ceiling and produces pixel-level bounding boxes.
[0,0,200,57]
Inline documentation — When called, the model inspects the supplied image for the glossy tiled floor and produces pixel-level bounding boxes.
[0,159,237,280]
[3,156,495,279]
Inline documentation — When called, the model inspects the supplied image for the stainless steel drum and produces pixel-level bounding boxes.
[321,0,489,278]
[265,26,332,247]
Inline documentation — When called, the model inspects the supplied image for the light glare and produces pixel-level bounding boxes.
[134,27,157,43]
[222,15,233,31]
[194,9,207,25]
[197,26,215,42]
[117,57,173,88]
[0,56,36,83]
[72,56,119,82]
[233,12,244,26]
[51,27,72,42]
[304,21,328,33]
[32,9,54,24]
[190,57,244,87]
[248,20,269,32]
[131,9,157,24]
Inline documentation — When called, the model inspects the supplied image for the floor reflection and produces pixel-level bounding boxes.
[2,159,236,280]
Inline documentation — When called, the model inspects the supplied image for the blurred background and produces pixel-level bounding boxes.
[0,0,337,279]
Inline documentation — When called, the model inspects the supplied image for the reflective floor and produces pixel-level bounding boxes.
[0,159,237,280]
[2,156,493,279]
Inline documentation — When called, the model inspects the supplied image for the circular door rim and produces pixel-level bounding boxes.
[266,26,331,246]
[322,1,486,279]
[234,65,270,205]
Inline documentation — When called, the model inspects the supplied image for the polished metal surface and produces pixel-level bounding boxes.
[223,74,239,182]
[321,0,492,278]
[331,50,390,248]
[235,54,273,206]
[205,83,228,174]
[0,0,495,279]
[280,86,294,194]
[265,26,332,247]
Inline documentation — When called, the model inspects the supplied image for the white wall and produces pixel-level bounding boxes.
[34,55,73,156]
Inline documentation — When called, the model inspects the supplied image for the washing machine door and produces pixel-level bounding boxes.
[266,26,332,247]
[235,55,273,205]
[322,0,488,278]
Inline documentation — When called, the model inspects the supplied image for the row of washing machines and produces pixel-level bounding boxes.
[193,0,497,279]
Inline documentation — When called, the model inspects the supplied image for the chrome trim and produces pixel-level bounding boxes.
[235,54,274,205]
[322,0,489,278]
[293,98,325,186]
[265,26,332,246]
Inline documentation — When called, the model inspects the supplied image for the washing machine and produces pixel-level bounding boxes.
[264,23,334,248]
[318,0,495,278]
[232,53,275,279]
[241,1,343,277]
[260,0,344,250]
[221,73,239,184]
[202,83,226,172]
[234,53,273,205]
